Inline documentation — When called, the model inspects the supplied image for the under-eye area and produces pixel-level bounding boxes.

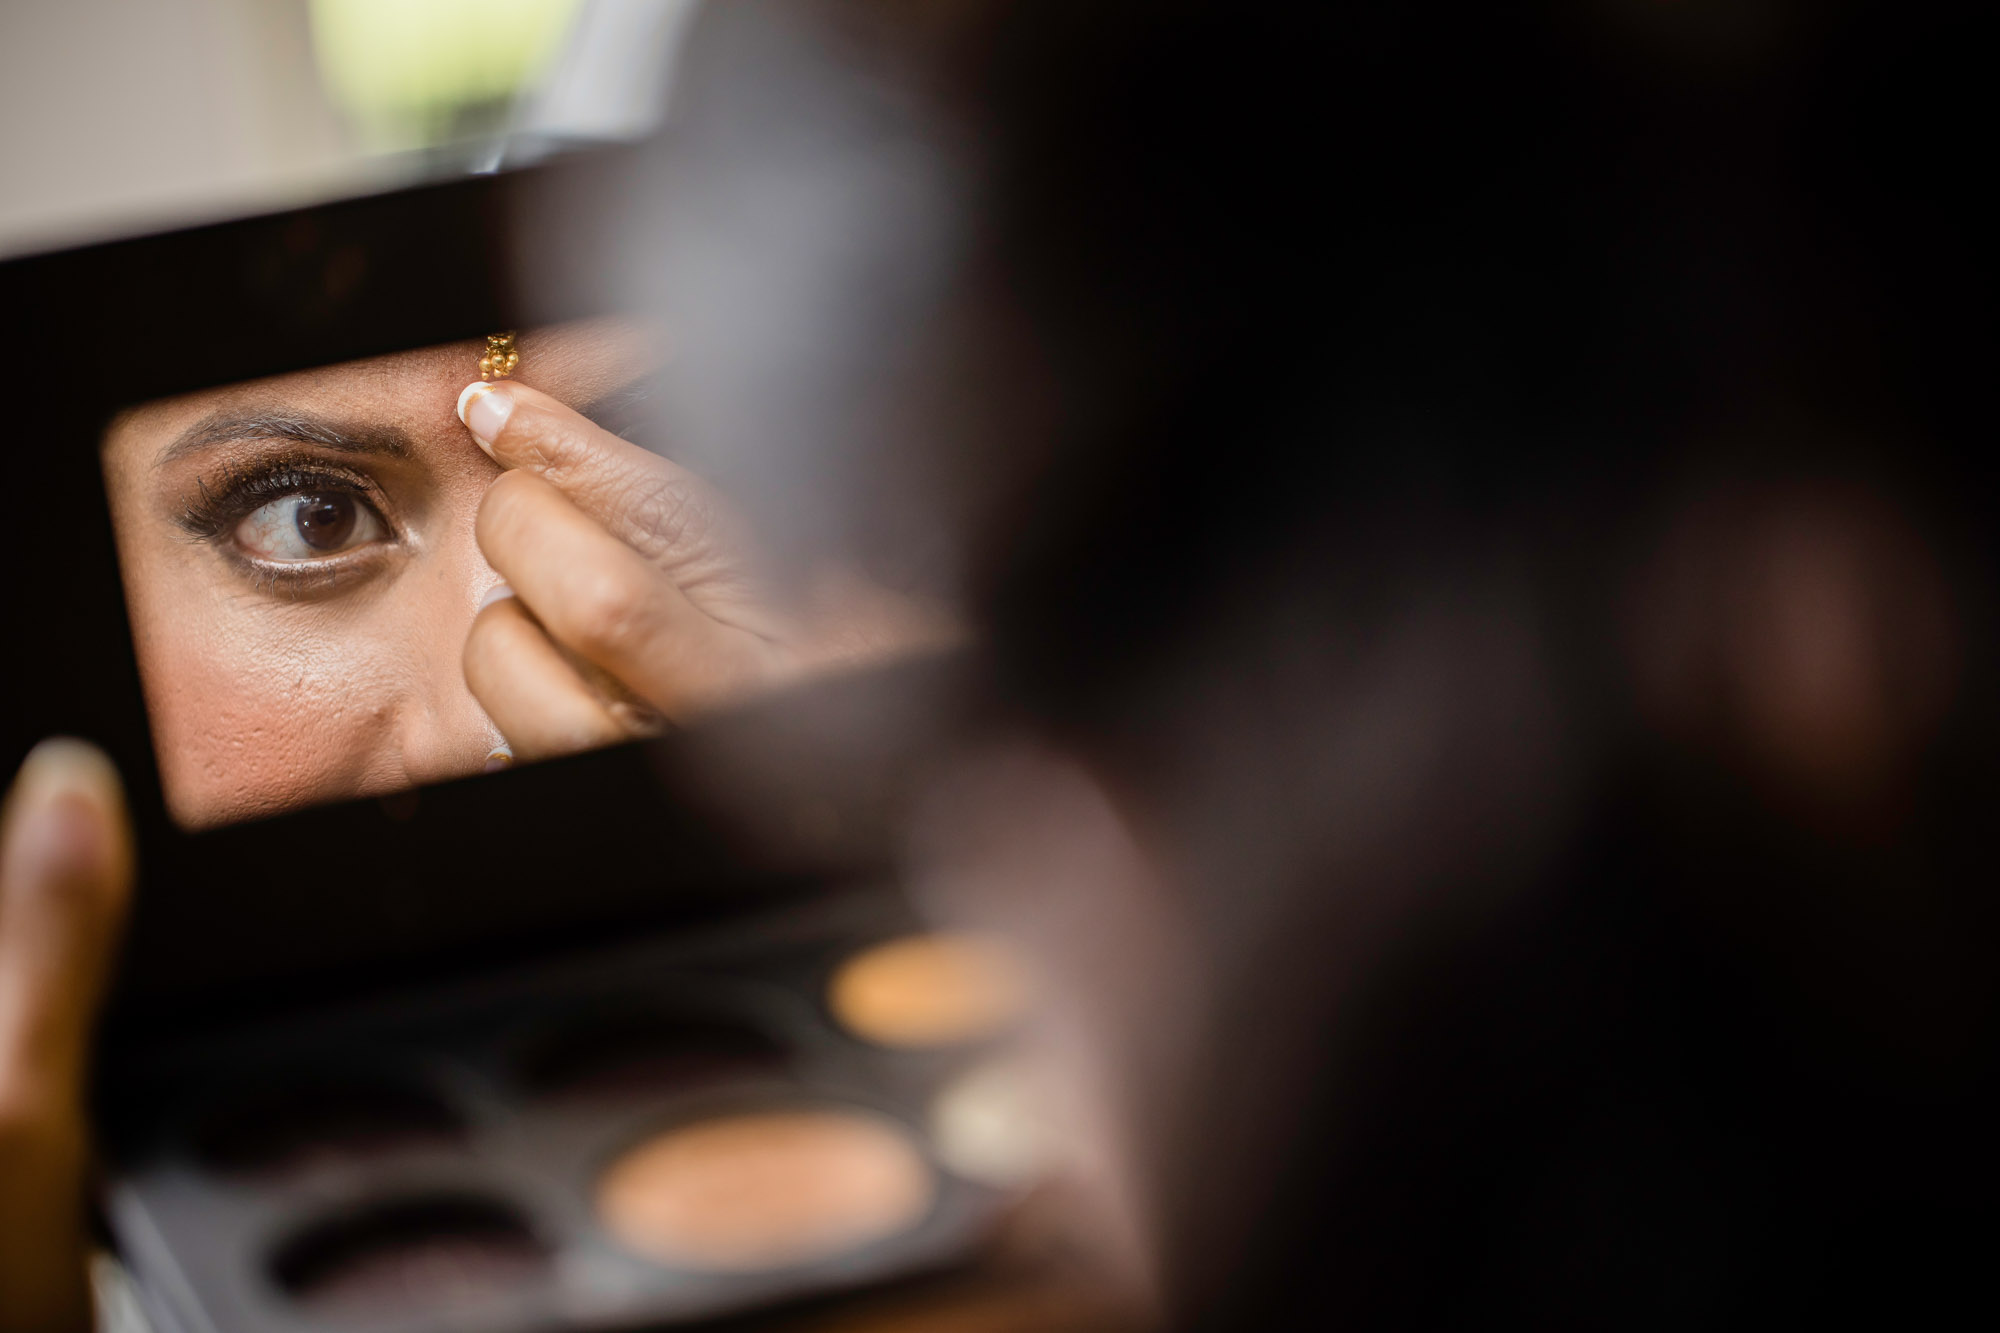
[595,1107,938,1272]
[270,1194,550,1314]
[514,1009,791,1100]
[191,1075,466,1179]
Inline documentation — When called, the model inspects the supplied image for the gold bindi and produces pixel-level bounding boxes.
[479,331,519,381]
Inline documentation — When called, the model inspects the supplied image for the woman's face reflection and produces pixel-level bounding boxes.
[101,323,651,829]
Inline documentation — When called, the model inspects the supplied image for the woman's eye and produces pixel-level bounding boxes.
[233,493,387,561]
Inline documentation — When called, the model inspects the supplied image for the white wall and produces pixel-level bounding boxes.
[0,0,416,257]
[0,0,692,258]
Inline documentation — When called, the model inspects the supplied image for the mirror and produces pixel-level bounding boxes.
[99,319,953,830]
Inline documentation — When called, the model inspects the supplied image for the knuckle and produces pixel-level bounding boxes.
[506,397,615,481]
[621,474,712,558]
[607,699,667,738]
[555,713,624,755]
[516,415,580,475]
[565,567,660,661]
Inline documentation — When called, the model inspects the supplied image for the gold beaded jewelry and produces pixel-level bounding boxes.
[479,331,519,381]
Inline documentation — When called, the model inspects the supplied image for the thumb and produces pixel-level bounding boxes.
[0,739,133,1333]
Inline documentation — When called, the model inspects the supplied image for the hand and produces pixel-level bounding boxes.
[458,381,958,763]
[0,741,133,1333]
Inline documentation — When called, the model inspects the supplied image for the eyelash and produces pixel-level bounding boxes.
[178,459,394,583]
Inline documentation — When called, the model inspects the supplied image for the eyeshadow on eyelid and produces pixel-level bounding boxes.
[171,461,400,581]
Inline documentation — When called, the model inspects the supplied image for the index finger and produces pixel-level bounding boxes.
[457,379,756,600]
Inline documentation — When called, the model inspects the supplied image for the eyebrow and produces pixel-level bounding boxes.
[156,410,417,468]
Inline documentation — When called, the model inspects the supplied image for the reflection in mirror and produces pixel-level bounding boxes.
[101,321,958,830]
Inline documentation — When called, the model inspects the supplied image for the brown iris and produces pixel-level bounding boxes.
[295,495,361,551]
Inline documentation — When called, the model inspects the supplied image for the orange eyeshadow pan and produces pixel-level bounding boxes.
[595,1108,935,1270]
[827,933,1030,1049]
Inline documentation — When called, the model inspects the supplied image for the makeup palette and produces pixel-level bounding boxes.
[3,151,1102,1332]
[99,890,1051,1333]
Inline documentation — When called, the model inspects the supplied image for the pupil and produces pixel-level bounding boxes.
[295,495,358,551]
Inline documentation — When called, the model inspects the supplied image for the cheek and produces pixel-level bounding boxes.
[122,473,499,828]
[138,600,406,828]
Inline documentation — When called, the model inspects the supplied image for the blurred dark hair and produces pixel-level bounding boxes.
[655,1,1996,1324]
[958,3,1995,1325]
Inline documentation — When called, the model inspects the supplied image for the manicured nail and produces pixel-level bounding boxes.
[484,742,515,774]
[456,381,514,451]
[455,381,491,424]
[478,582,515,613]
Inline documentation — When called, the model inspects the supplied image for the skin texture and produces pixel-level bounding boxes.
[455,380,962,763]
[100,323,653,828]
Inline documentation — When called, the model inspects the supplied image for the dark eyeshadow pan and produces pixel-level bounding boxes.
[271,1195,550,1314]
[193,1076,465,1178]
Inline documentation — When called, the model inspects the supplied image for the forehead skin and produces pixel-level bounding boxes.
[102,320,654,828]
[103,319,654,484]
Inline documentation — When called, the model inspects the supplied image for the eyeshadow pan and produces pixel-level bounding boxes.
[596,1109,935,1271]
[272,1196,548,1313]
[192,1077,463,1178]
[102,900,1022,1331]
[828,933,1030,1049]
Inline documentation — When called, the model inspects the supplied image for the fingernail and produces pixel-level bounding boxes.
[457,381,514,452]
[456,380,491,425]
[4,739,121,885]
[478,582,515,613]
[484,742,515,774]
